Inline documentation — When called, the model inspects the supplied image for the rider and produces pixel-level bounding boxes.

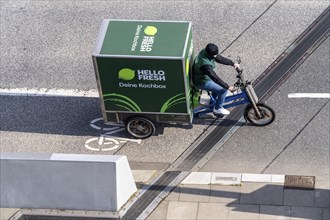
[192,43,240,115]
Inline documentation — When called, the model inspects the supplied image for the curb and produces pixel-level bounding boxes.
[182,172,290,185]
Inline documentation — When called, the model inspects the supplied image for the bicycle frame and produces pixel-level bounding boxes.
[193,90,247,117]
[193,83,260,118]
[192,57,266,119]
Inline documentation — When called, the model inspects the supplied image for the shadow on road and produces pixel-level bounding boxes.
[1,95,247,137]
[1,95,102,136]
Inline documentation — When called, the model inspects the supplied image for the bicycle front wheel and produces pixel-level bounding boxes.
[244,103,275,126]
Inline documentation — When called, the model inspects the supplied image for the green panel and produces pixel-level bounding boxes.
[96,57,188,113]
[100,20,190,57]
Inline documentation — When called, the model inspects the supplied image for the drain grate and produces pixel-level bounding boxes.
[284,175,315,190]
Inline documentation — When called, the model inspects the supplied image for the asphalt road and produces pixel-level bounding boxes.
[201,37,330,181]
[0,1,329,174]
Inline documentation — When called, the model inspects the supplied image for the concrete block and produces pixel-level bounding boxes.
[181,172,211,185]
[0,153,137,212]
[242,173,272,182]
[272,175,285,183]
[211,172,242,185]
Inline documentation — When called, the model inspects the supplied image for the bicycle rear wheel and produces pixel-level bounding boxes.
[125,116,156,139]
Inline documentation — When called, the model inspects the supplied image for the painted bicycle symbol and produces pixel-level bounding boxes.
[84,118,141,151]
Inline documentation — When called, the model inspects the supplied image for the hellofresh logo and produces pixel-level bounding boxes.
[144,26,157,36]
[118,68,135,81]
[131,24,158,52]
[118,68,165,81]
[118,68,166,89]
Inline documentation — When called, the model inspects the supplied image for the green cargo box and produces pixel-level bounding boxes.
[92,19,194,138]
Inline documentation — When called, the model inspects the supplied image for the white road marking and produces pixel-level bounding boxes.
[84,137,120,151]
[288,93,330,98]
[85,118,141,151]
[0,88,99,97]
[90,118,124,131]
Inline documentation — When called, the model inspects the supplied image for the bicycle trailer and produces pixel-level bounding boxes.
[92,19,194,138]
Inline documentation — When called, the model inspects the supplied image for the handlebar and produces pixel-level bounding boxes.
[236,67,243,77]
[233,56,245,88]
[234,56,243,76]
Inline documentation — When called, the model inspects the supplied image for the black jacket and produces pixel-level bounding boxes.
[200,55,234,89]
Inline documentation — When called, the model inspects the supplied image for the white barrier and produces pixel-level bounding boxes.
[0,153,137,212]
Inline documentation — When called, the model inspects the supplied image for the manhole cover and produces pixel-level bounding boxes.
[284,175,315,190]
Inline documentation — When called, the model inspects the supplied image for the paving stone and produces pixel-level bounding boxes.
[197,202,229,220]
[146,200,168,220]
[132,170,157,183]
[240,183,283,205]
[166,201,198,220]
[315,181,330,208]
[322,208,330,220]
[315,188,330,208]
[291,206,322,220]
[259,205,291,220]
[227,204,259,219]
[209,184,240,204]
[165,186,180,201]
[283,189,315,206]
[179,184,210,202]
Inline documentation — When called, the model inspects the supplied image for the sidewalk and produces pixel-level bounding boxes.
[147,172,330,220]
[1,171,329,219]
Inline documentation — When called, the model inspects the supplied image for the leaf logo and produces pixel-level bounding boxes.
[144,26,157,36]
[104,93,141,112]
[160,93,186,112]
[118,68,135,80]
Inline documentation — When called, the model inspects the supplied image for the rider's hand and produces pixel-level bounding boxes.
[233,63,240,70]
[228,86,236,92]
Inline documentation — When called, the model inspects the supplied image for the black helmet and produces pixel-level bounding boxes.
[205,43,219,57]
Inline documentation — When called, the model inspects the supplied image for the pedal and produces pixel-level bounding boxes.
[213,113,224,118]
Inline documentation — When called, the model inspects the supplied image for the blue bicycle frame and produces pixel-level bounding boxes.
[193,88,252,118]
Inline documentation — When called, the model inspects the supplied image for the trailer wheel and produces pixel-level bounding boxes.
[125,116,156,139]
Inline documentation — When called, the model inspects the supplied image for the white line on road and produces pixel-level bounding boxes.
[288,93,330,98]
[0,88,99,97]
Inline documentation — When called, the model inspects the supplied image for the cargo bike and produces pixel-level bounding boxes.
[192,59,275,126]
[92,19,275,139]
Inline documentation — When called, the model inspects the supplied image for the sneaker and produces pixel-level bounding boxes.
[213,107,230,115]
